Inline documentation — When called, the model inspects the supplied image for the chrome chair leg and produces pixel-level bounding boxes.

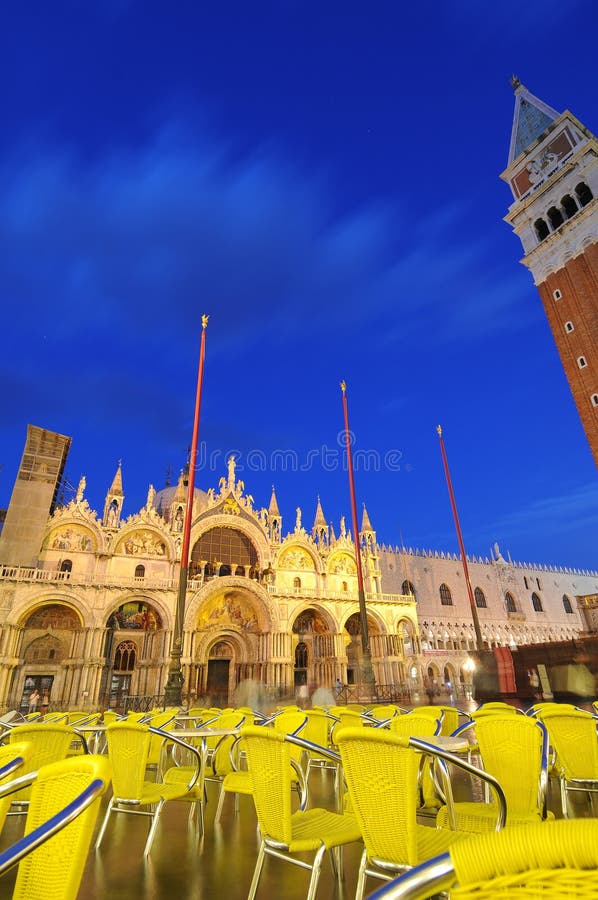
[247,841,266,900]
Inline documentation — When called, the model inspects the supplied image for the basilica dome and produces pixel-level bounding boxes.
[153,484,209,522]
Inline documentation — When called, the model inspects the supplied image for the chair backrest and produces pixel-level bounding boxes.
[9,724,78,801]
[41,712,69,723]
[0,742,30,831]
[335,727,420,866]
[535,708,598,780]
[473,702,520,717]
[474,714,548,817]
[241,726,298,846]
[369,705,401,721]
[10,755,111,900]
[272,711,307,736]
[302,709,331,747]
[389,713,441,738]
[527,702,578,717]
[106,722,152,799]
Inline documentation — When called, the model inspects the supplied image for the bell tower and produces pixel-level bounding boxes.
[500,78,598,465]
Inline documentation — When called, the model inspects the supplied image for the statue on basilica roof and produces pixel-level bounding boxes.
[76,475,86,503]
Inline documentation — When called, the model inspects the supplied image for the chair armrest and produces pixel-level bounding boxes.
[149,727,203,792]
[0,756,26,783]
[0,777,106,877]
[366,852,455,900]
[284,733,341,765]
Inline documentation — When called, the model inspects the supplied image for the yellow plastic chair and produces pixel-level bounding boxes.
[95,721,202,856]
[535,707,598,816]
[213,711,305,823]
[0,754,110,900]
[365,818,598,900]
[436,713,551,832]
[8,724,82,812]
[164,711,245,828]
[166,722,241,830]
[241,725,362,900]
[0,742,30,832]
[335,728,487,900]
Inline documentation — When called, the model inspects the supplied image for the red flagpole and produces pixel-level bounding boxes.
[436,425,484,651]
[165,315,209,705]
[180,316,209,569]
[341,381,374,691]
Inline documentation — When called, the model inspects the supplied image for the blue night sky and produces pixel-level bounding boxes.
[1,1,597,570]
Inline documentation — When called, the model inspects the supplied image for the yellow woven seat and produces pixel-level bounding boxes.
[95,721,202,856]
[368,818,598,899]
[241,724,362,900]
[281,804,362,851]
[436,713,551,833]
[534,707,598,817]
[335,727,470,900]
[0,754,111,900]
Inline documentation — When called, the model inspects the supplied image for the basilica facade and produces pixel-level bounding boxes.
[0,451,421,712]
[0,443,596,714]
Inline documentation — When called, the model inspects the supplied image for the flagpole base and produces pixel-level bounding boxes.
[358,650,376,702]
[164,665,184,707]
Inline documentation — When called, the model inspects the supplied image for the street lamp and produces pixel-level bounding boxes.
[463,656,476,700]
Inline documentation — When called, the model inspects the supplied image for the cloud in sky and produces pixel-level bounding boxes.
[0,120,528,366]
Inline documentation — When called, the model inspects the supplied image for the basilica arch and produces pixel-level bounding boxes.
[290,605,340,689]
[186,577,279,703]
[6,600,86,712]
[101,596,170,707]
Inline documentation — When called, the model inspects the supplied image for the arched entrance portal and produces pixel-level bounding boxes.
[192,587,266,704]
[291,608,336,690]
[207,640,234,705]
[14,603,82,712]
